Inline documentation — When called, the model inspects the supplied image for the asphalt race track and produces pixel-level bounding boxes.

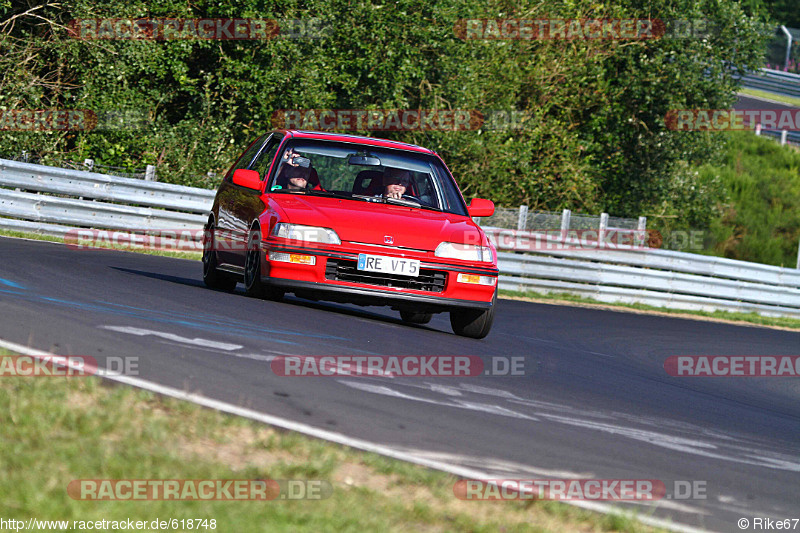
[1,237,798,532]
[735,94,800,112]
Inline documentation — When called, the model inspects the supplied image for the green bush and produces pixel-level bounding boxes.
[697,132,800,267]
[0,0,769,220]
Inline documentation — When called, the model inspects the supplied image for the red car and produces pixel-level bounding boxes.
[202,130,498,338]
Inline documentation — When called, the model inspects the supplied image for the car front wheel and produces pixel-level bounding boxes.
[450,291,496,339]
[244,228,284,301]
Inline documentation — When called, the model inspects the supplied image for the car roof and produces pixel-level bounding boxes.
[276,130,436,155]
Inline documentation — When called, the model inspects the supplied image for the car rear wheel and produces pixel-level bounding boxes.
[450,291,496,339]
[399,310,433,324]
[202,224,237,291]
[244,229,284,301]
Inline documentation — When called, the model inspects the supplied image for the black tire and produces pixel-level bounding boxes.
[450,291,496,339]
[244,228,284,301]
[400,310,433,324]
[202,223,237,291]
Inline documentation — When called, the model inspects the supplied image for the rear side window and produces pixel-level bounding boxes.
[224,134,270,182]
[251,134,284,181]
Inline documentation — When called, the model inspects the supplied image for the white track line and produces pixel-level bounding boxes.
[0,337,707,533]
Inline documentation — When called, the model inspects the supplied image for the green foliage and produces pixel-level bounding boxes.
[0,0,770,220]
[744,0,800,28]
[697,132,800,267]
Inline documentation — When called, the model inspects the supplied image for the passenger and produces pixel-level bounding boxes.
[381,167,411,199]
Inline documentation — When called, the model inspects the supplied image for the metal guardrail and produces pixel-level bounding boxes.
[738,68,800,98]
[0,159,215,213]
[758,128,800,146]
[1,159,798,319]
[0,158,212,239]
[490,228,800,319]
[0,189,205,231]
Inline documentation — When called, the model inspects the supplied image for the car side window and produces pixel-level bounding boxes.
[223,134,270,182]
[251,134,284,181]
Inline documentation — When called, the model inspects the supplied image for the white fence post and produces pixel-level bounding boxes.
[781,130,788,145]
[796,238,800,269]
[145,165,157,181]
[599,212,609,248]
[560,209,571,240]
[636,216,647,247]
[755,123,762,136]
[517,205,528,231]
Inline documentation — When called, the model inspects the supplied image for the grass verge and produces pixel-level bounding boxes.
[0,348,667,532]
[738,88,800,109]
[500,289,800,330]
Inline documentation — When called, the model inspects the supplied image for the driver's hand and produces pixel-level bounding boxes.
[283,149,300,167]
[386,190,403,199]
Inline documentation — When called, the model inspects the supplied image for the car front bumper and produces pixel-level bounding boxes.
[261,241,498,311]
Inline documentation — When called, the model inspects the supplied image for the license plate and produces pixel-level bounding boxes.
[357,254,420,277]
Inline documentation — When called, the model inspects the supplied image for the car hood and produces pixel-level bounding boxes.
[268,194,486,251]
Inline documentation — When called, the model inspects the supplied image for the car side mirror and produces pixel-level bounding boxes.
[232,169,262,191]
[468,198,494,217]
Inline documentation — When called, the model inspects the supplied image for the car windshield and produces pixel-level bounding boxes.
[267,140,469,216]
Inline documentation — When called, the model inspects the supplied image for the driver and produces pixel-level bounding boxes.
[276,149,312,190]
[285,164,310,190]
[382,167,411,199]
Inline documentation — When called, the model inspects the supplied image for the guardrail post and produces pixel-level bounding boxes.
[637,216,647,247]
[781,130,788,145]
[560,209,571,240]
[599,212,609,248]
[145,165,157,181]
[755,123,761,136]
[797,238,800,269]
[517,205,528,231]
[83,159,94,171]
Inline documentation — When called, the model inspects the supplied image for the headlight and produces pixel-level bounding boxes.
[434,242,493,262]
[271,223,341,245]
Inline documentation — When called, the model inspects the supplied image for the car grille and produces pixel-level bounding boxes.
[325,259,447,292]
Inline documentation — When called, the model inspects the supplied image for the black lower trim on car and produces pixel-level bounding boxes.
[263,277,494,312]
